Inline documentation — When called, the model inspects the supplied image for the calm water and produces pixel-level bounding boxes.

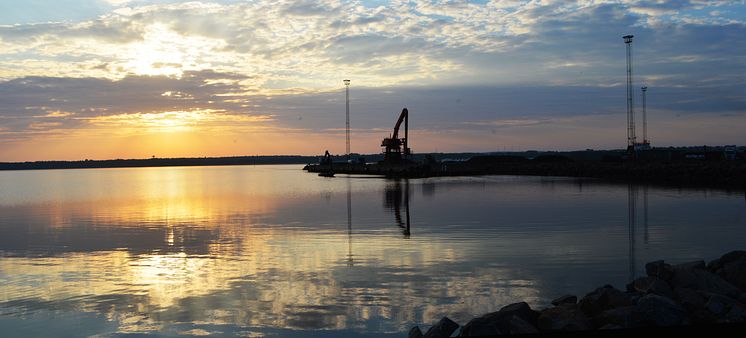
[0,165,745,337]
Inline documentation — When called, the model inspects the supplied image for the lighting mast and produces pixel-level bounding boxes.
[344,79,351,163]
[623,35,636,150]
[641,85,648,145]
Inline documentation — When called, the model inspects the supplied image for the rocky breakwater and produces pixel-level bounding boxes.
[408,250,746,337]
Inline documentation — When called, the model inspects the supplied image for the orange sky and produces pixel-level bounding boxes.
[1,1,745,161]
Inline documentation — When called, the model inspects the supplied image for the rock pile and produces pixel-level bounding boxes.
[408,250,746,337]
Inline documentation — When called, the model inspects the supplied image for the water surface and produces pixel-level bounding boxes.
[1,165,744,337]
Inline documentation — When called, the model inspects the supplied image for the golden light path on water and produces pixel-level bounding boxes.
[1,165,744,336]
[0,215,537,334]
[0,166,542,335]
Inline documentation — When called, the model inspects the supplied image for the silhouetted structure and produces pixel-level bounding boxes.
[641,85,649,147]
[344,79,351,164]
[322,150,332,165]
[381,108,411,164]
[305,148,746,186]
[623,35,637,152]
[319,150,335,177]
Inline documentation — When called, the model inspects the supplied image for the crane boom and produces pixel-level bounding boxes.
[381,108,410,163]
[392,108,408,140]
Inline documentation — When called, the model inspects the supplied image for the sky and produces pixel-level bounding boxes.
[0,0,745,161]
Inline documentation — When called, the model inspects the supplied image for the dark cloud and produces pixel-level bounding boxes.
[283,0,340,17]
[352,15,386,26]
[1,70,744,140]
[326,35,432,64]
[0,71,261,137]
[0,16,145,44]
[627,0,736,13]
[4,71,252,112]
[240,83,746,133]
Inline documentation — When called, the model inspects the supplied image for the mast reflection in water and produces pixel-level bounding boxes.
[627,184,652,281]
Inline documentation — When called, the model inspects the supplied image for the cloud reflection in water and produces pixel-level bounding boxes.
[1,165,745,336]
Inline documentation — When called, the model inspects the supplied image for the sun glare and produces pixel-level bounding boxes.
[90,111,207,132]
[87,110,274,136]
[122,24,225,77]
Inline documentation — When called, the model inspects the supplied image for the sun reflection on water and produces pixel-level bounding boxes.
[3,166,742,336]
[0,196,526,334]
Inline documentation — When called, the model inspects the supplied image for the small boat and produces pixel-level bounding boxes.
[318,171,335,177]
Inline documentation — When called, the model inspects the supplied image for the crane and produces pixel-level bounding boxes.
[381,108,410,163]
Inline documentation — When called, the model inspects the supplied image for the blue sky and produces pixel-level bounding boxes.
[0,1,104,24]
[0,1,745,160]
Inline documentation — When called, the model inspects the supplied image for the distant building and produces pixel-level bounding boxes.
[683,146,726,161]
[724,145,737,161]
[634,142,651,151]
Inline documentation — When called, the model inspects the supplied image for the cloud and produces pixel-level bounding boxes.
[0,71,279,140]
[0,0,745,158]
[1,70,744,146]
[1,1,744,89]
[463,118,552,129]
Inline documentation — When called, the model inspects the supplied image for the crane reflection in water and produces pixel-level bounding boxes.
[345,177,412,268]
[384,179,411,238]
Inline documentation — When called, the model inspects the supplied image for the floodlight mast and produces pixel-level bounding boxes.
[344,79,351,163]
[623,35,636,150]
[641,85,648,144]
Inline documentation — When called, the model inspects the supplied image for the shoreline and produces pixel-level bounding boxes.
[409,250,746,337]
[0,155,315,171]
[305,158,746,189]
[2,152,744,191]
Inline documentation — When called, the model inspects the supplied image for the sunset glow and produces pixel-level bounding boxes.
[1,1,745,161]
[3,4,746,338]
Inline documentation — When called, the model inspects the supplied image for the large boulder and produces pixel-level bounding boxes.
[645,260,674,281]
[578,285,634,316]
[626,276,674,299]
[458,318,501,337]
[703,294,744,319]
[536,304,592,332]
[509,316,539,334]
[673,287,707,313]
[704,294,730,317]
[636,294,690,327]
[707,250,746,272]
[726,304,746,323]
[409,326,424,338]
[424,317,459,338]
[711,257,746,292]
[459,302,538,337]
[670,262,742,298]
[722,259,746,292]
